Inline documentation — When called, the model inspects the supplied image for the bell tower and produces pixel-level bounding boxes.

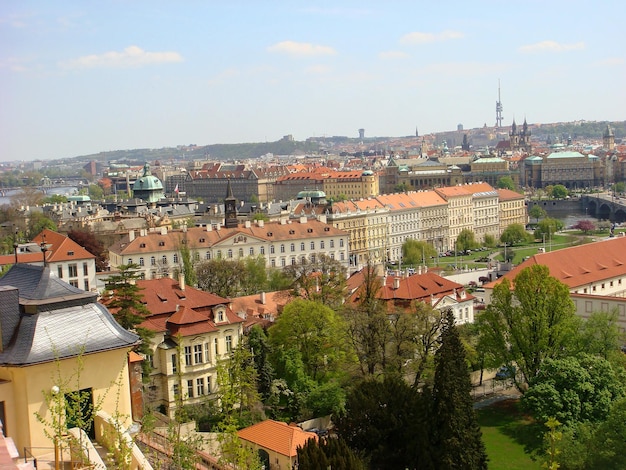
[224,179,238,228]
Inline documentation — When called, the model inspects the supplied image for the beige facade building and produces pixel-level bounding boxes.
[434,186,474,245]
[497,188,528,234]
[464,183,500,243]
[108,219,350,277]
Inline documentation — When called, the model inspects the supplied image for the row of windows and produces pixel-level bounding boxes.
[174,376,212,398]
[57,262,89,279]
[269,252,345,267]
[128,239,346,266]
[172,336,233,372]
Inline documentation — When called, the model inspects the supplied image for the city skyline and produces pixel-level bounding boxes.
[1,0,625,163]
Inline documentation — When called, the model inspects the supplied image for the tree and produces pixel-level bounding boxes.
[497,176,515,190]
[483,234,496,248]
[614,181,626,194]
[499,223,530,246]
[87,183,104,200]
[552,184,568,199]
[283,254,347,309]
[334,376,433,470]
[575,310,624,362]
[456,228,478,252]
[533,217,564,241]
[529,204,547,223]
[572,219,596,234]
[104,263,154,376]
[394,182,410,193]
[297,437,366,470]
[43,194,68,203]
[402,238,437,266]
[178,234,197,288]
[521,354,625,427]
[68,229,107,271]
[196,258,246,298]
[269,299,350,382]
[27,213,57,239]
[430,310,488,469]
[477,264,579,390]
[246,325,275,401]
[341,265,389,377]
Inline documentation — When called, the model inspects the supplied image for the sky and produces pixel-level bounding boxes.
[1,1,625,162]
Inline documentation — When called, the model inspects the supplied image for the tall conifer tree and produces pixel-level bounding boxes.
[431,310,488,469]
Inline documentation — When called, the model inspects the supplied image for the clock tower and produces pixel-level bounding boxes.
[224,178,238,228]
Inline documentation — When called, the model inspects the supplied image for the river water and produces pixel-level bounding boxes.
[0,186,79,206]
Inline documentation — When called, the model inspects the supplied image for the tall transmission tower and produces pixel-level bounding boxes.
[495,80,503,128]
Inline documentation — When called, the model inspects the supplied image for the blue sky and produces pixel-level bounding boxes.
[1,1,624,162]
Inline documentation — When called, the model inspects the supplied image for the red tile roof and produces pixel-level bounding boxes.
[238,420,317,457]
[32,229,95,262]
[485,236,626,290]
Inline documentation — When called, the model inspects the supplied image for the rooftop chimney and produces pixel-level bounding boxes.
[393,277,400,290]
[129,230,135,242]
[179,272,186,291]
[260,291,266,305]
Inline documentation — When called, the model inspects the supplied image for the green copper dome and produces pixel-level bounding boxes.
[132,162,164,203]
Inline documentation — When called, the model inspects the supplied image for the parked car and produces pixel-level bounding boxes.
[495,365,516,380]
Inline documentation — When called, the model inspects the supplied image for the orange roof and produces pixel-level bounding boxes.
[485,236,626,290]
[110,220,347,256]
[497,188,525,201]
[136,277,228,316]
[435,186,471,198]
[463,182,496,195]
[349,269,472,311]
[238,420,317,457]
[32,229,95,262]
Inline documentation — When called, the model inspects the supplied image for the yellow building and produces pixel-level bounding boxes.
[0,264,138,461]
[497,188,528,234]
[322,170,379,200]
[434,186,474,244]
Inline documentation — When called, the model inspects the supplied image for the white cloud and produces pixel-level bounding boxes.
[207,68,240,86]
[378,50,409,60]
[61,46,184,69]
[400,30,464,45]
[518,40,585,53]
[267,41,337,57]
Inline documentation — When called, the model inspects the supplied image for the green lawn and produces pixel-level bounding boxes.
[478,399,543,470]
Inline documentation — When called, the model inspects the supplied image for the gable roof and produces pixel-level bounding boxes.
[485,236,626,290]
[32,229,95,263]
[238,420,317,457]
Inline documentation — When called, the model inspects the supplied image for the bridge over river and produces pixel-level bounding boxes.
[581,193,626,223]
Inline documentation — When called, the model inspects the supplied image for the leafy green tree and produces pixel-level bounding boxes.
[477,264,579,390]
[614,181,626,194]
[178,235,197,288]
[483,234,496,248]
[529,204,547,223]
[43,194,68,203]
[521,354,625,427]
[497,176,515,190]
[87,183,104,200]
[216,340,262,426]
[533,217,564,241]
[241,256,268,295]
[27,213,57,239]
[583,397,626,469]
[297,437,366,470]
[334,376,433,470]
[431,310,488,469]
[574,310,624,362]
[246,325,275,400]
[394,182,411,193]
[552,184,568,199]
[402,238,437,266]
[500,223,531,246]
[269,299,350,382]
[104,263,154,376]
[456,228,478,252]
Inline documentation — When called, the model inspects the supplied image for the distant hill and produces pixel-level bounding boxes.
[76,120,625,164]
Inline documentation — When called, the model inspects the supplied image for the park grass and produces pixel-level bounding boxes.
[478,399,544,470]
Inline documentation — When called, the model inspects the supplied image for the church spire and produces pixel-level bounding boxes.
[224,178,238,228]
